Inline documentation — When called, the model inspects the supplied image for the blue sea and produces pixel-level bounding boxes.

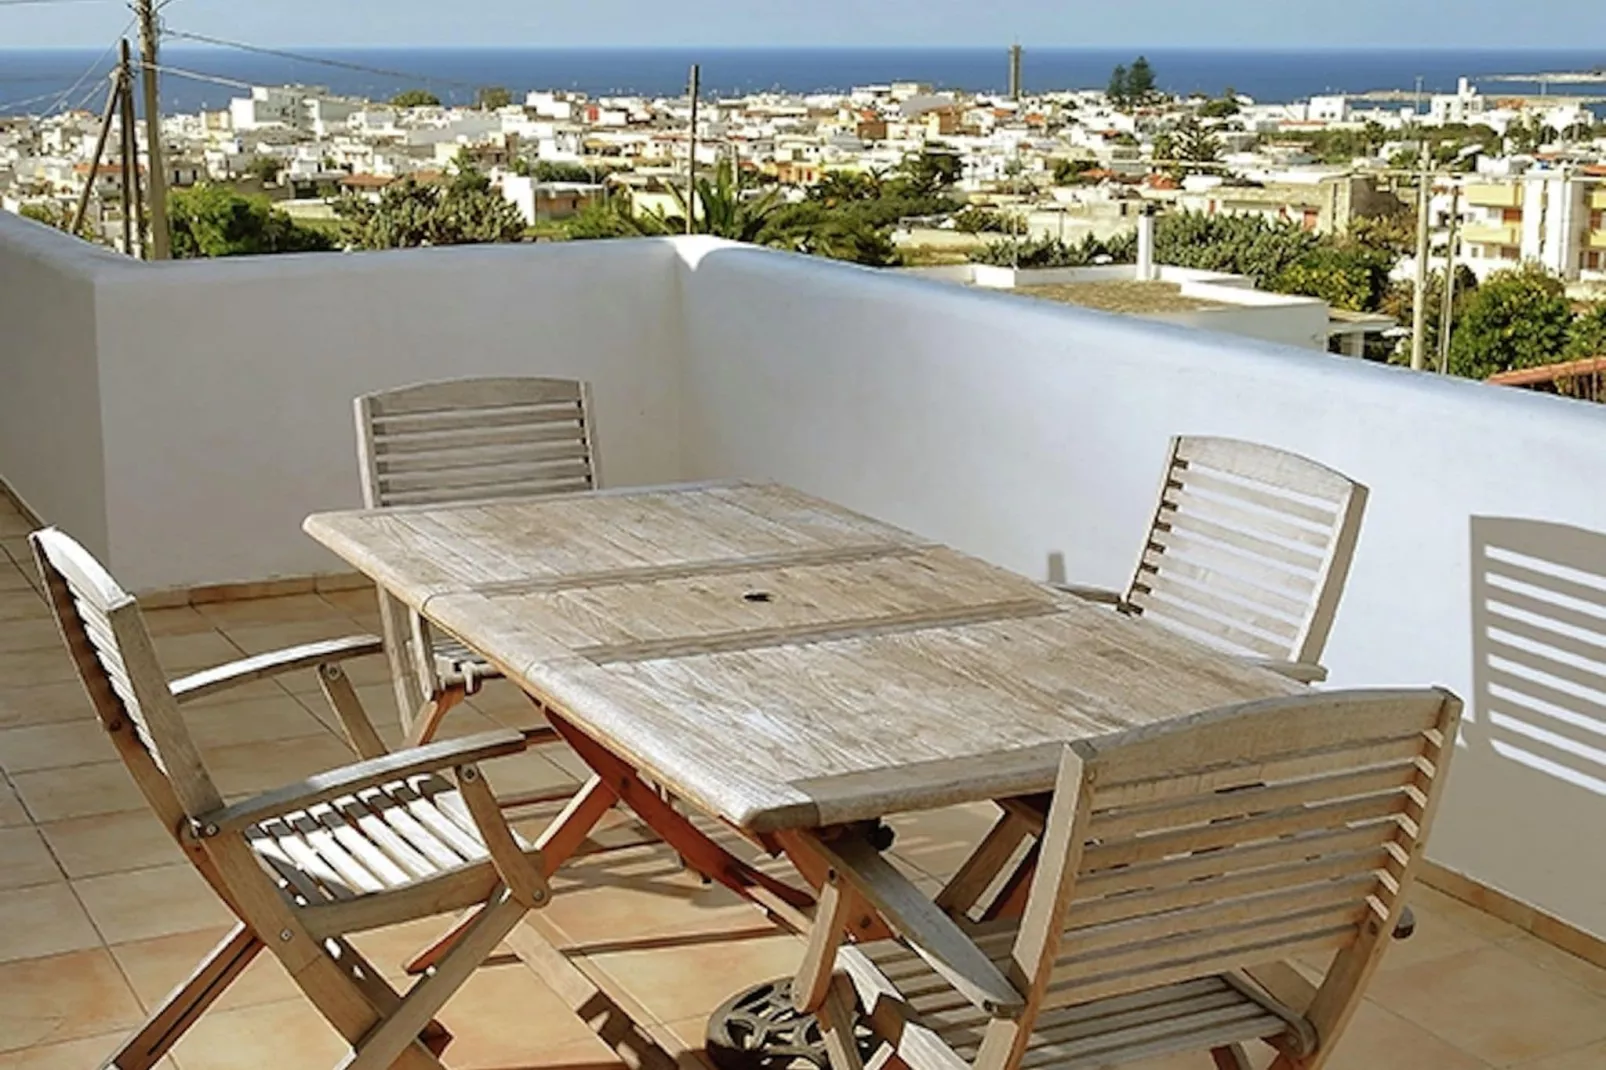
[2,47,1605,115]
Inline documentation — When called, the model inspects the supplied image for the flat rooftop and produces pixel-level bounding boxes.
[1015,280,1231,314]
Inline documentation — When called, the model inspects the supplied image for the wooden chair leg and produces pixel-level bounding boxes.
[347,895,527,1070]
[408,686,465,747]
[101,923,261,1070]
[818,973,866,1070]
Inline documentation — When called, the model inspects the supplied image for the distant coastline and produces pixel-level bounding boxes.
[3,46,1605,115]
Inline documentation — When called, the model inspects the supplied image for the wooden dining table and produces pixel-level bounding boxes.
[304,479,1305,1064]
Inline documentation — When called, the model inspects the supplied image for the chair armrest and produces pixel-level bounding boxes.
[195,729,527,837]
[1049,583,1126,607]
[808,831,1025,1016]
[1244,658,1329,684]
[170,635,385,704]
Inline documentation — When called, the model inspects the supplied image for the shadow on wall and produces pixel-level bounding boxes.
[1468,517,1606,798]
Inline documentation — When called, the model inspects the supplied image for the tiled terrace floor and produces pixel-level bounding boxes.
[2,501,1606,1070]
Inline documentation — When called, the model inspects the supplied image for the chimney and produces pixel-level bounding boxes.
[1136,206,1157,281]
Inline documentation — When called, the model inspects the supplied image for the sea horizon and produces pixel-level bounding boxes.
[3,45,1604,115]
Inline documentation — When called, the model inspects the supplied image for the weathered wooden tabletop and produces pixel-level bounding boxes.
[306,481,1302,832]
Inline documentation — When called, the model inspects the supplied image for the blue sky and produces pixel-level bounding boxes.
[5,0,1605,49]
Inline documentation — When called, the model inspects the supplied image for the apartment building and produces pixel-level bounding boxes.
[1459,169,1606,281]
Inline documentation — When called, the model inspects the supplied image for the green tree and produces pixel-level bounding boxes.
[896,150,962,197]
[975,232,1135,268]
[333,169,524,249]
[1272,243,1394,312]
[1173,116,1221,169]
[951,206,1009,234]
[1153,212,1320,284]
[1348,213,1416,256]
[476,85,513,110]
[777,214,900,266]
[1446,264,1573,379]
[244,155,283,185]
[1127,57,1157,104]
[565,192,667,239]
[390,89,441,108]
[657,160,782,241]
[168,185,332,258]
[18,200,95,240]
[1107,65,1129,107]
[1051,158,1096,184]
[529,160,598,182]
[1198,95,1239,119]
[809,170,883,205]
[1379,266,1478,366]
[1567,302,1606,358]
[1150,131,1176,164]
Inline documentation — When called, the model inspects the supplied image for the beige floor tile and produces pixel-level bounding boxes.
[0,947,146,1052]
[346,914,460,980]
[435,961,609,1068]
[167,995,348,1070]
[0,778,29,827]
[216,618,373,658]
[494,1033,633,1070]
[40,808,185,879]
[111,926,300,1014]
[195,593,352,629]
[1517,1039,1606,1069]
[11,759,144,822]
[1498,931,1606,997]
[1367,891,1504,973]
[0,826,62,890]
[320,589,381,617]
[1367,943,1606,1065]
[0,565,34,593]
[1411,885,1526,943]
[483,750,580,802]
[0,681,96,730]
[0,617,62,655]
[139,605,219,637]
[74,862,235,944]
[175,677,294,709]
[0,719,114,773]
[587,932,805,1025]
[0,591,48,623]
[884,801,1003,883]
[0,881,101,963]
[541,847,783,950]
[1321,999,1488,1070]
[201,733,357,797]
[151,632,247,675]
[179,693,334,750]
[0,647,79,685]
[0,1032,176,1070]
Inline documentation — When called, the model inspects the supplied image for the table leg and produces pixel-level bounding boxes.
[547,712,817,916]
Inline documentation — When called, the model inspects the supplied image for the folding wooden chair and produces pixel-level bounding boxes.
[33,529,554,1070]
[1058,436,1369,685]
[790,688,1461,1070]
[354,376,599,747]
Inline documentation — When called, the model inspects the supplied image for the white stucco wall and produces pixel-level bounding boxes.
[0,213,113,554]
[88,239,688,588]
[4,225,1606,942]
[675,240,1606,939]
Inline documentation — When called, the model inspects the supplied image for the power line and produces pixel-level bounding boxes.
[0,0,112,6]
[141,60,248,90]
[163,28,477,90]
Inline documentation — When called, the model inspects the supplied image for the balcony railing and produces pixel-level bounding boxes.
[1464,182,1523,208]
[3,211,1606,950]
[1461,222,1520,246]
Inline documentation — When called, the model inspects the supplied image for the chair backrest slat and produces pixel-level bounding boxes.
[1014,688,1459,1016]
[356,377,599,510]
[1125,437,1368,665]
[32,530,223,820]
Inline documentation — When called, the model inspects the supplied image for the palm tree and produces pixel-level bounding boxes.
[664,160,782,242]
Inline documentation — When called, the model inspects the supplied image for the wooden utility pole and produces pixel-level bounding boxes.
[70,66,125,240]
[685,64,699,235]
[1409,142,1433,371]
[134,0,170,258]
[116,41,137,256]
[1437,182,1461,374]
